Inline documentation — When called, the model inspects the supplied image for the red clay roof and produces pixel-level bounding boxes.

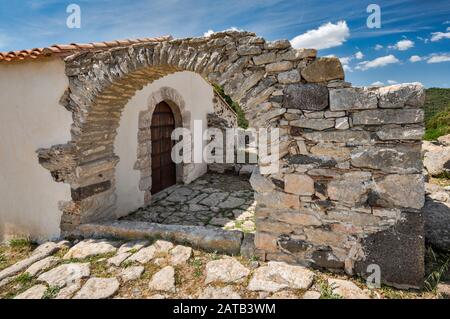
[0,36,172,63]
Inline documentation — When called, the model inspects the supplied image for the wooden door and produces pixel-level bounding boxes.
[151,102,176,194]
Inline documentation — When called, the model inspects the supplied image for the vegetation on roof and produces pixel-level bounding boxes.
[213,84,249,129]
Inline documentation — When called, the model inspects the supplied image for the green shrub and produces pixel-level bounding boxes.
[213,84,249,129]
[424,88,450,140]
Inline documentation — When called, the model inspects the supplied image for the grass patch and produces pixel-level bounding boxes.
[190,258,203,278]
[9,238,32,249]
[425,247,450,292]
[43,286,60,299]
[318,279,342,299]
[14,273,33,285]
[213,83,249,129]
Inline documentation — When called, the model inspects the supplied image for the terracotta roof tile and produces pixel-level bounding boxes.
[0,36,171,63]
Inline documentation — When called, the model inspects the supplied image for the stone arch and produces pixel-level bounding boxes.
[135,86,191,205]
[39,31,314,232]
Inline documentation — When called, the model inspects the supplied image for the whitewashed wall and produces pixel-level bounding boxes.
[114,71,214,217]
[0,58,72,242]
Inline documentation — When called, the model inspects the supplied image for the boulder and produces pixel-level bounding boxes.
[120,266,145,283]
[199,286,242,299]
[377,83,425,108]
[423,197,450,251]
[14,285,47,300]
[37,263,90,288]
[423,140,450,176]
[328,278,370,299]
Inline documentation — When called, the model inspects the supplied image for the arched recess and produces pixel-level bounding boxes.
[133,86,191,208]
[37,31,300,232]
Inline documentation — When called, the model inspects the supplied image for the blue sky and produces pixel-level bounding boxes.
[1,0,450,87]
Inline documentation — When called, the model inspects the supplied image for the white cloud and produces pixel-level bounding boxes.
[343,65,352,72]
[387,80,398,84]
[374,44,383,50]
[371,81,384,86]
[290,21,350,50]
[447,27,450,32]
[389,39,414,51]
[204,30,214,37]
[356,55,400,71]
[355,51,364,59]
[431,31,450,42]
[427,54,450,64]
[409,55,422,63]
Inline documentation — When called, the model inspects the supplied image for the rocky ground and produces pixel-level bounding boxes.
[124,173,256,233]
[0,238,447,300]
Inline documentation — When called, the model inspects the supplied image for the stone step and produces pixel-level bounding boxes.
[71,220,244,255]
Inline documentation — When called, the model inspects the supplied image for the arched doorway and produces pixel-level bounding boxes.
[150,101,177,194]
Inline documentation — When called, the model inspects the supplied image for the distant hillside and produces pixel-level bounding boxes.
[424,88,450,140]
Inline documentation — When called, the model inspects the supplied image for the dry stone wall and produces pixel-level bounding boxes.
[35,31,426,288]
[251,82,426,289]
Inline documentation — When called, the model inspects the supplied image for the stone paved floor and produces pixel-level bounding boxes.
[122,173,256,233]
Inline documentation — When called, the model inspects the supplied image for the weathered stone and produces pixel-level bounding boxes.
[76,221,243,255]
[325,111,346,118]
[120,266,145,283]
[352,109,424,125]
[265,40,291,49]
[63,239,118,260]
[437,283,450,299]
[304,111,324,119]
[200,192,228,206]
[237,45,262,56]
[153,240,174,253]
[25,256,60,276]
[355,212,425,289]
[247,262,314,292]
[253,52,277,65]
[375,174,424,210]
[378,83,425,108]
[240,233,256,259]
[303,291,321,299]
[219,196,246,209]
[170,245,192,265]
[328,172,373,206]
[291,118,335,131]
[286,154,337,168]
[55,281,82,299]
[351,145,422,174]
[311,249,344,269]
[268,290,298,299]
[199,286,242,299]
[278,70,301,84]
[255,191,300,209]
[250,169,276,193]
[376,126,424,140]
[73,277,120,299]
[303,130,372,145]
[301,57,344,83]
[148,266,176,292]
[126,245,157,264]
[310,143,351,161]
[38,263,90,288]
[266,61,293,73]
[117,240,149,254]
[284,174,315,196]
[328,279,370,299]
[423,199,450,251]
[304,228,348,247]
[329,87,378,111]
[335,117,349,130]
[0,241,60,282]
[107,252,132,267]
[205,258,250,284]
[283,84,329,111]
[275,209,322,226]
[423,142,450,176]
[14,284,47,299]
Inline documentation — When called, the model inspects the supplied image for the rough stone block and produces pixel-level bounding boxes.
[290,118,335,131]
[266,61,293,73]
[330,87,378,111]
[350,145,422,174]
[374,174,425,210]
[278,70,301,84]
[284,174,315,196]
[352,109,424,125]
[378,83,426,108]
[328,172,373,206]
[283,84,329,111]
[376,126,424,140]
[301,57,344,83]
[355,212,425,289]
